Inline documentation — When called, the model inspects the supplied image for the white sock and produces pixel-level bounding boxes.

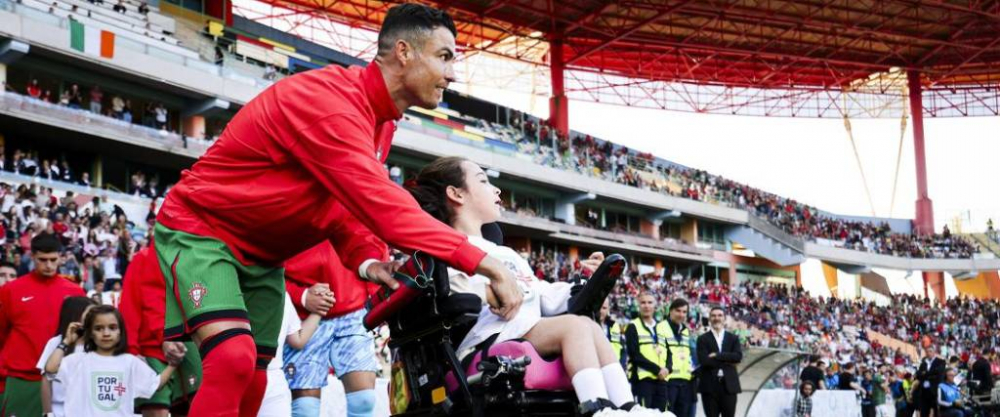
[601,363,633,407]
[571,368,610,404]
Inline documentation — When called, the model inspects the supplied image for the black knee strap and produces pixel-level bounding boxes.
[256,345,277,370]
[199,328,253,359]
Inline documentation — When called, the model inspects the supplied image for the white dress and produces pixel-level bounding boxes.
[451,236,573,358]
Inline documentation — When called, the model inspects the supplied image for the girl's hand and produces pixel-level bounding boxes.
[63,322,82,345]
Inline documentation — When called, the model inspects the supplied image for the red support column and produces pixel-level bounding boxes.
[548,37,568,135]
[908,71,945,304]
[908,71,934,235]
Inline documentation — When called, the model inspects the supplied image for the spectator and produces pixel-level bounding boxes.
[800,355,827,390]
[26,79,41,99]
[122,99,133,123]
[0,261,16,286]
[66,84,83,109]
[111,95,124,119]
[937,368,967,417]
[153,103,167,130]
[101,280,122,308]
[88,85,103,114]
[113,0,127,13]
[78,171,91,187]
[794,381,814,417]
[138,2,149,14]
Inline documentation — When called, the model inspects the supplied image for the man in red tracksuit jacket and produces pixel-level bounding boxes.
[0,233,85,417]
[283,242,382,416]
[151,4,522,416]
[120,244,202,417]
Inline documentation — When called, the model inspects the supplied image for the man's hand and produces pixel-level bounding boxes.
[365,261,402,290]
[579,252,605,274]
[162,341,187,364]
[475,256,523,321]
[709,352,717,358]
[658,368,670,380]
[304,283,335,316]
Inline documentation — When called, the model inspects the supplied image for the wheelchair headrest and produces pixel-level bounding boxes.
[481,222,504,246]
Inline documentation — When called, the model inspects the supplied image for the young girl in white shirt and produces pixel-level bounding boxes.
[44,305,176,417]
[407,157,644,415]
[38,296,97,417]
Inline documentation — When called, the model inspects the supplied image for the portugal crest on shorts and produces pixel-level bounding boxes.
[189,282,208,308]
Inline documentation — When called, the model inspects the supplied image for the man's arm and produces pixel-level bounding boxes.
[325,202,388,275]
[717,333,743,363]
[697,334,721,369]
[288,115,486,274]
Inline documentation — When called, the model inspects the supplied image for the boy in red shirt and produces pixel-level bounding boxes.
[152,4,522,416]
[0,233,85,417]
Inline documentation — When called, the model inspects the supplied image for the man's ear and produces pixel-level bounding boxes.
[394,39,412,66]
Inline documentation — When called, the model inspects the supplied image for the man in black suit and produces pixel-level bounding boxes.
[915,344,946,417]
[696,306,742,417]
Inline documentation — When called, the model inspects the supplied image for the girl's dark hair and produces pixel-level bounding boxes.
[55,296,97,338]
[407,156,470,224]
[82,305,128,355]
[800,381,814,395]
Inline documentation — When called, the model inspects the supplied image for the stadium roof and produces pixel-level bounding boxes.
[250,0,1000,117]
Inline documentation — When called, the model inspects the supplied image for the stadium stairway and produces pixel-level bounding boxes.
[725,217,806,267]
[969,233,1000,257]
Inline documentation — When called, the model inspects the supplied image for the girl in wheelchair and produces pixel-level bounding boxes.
[407,156,657,416]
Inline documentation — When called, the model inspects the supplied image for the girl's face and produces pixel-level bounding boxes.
[452,161,502,224]
[91,313,121,352]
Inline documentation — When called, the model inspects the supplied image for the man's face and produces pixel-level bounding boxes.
[32,251,60,277]
[599,299,610,321]
[670,305,688,323]
[0,267,16,286]
[709,309,725,327]
[401,26,456,109]
[639,295,656,318]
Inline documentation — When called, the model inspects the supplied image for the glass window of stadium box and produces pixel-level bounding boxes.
[735,265,796,287]
[573,202,643,236]
[659,220,683,241]
[698,221,726,249]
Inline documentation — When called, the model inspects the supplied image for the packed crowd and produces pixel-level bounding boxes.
[470,115,982,259]
[590,256,1000,372]
[0,178,147,289]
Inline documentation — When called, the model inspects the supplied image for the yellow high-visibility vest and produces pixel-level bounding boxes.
[663,320,692,381]
[630,318,669,381]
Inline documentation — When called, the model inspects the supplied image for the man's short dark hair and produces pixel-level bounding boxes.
[377,4,457,56]
[0,261,15,270]
[710,306,725,315]
[669,298,689,312]
[31,233,62,254]
[809,355,822,364]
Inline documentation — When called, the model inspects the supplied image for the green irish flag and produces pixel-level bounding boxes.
[70,20,115,58]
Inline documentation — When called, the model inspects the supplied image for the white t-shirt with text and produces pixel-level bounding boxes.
[55,352,159,417]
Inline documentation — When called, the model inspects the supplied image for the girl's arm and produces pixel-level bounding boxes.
[44,323,81,374]
[286,313,322,350]
[41,377,52,413]
[157,364,177,390]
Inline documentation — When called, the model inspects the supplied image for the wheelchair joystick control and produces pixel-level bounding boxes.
[466,355,532,387]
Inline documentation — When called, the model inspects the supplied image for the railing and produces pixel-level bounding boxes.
[0,0,274,90]
[500,211,711,257]
[0,92,213,153]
